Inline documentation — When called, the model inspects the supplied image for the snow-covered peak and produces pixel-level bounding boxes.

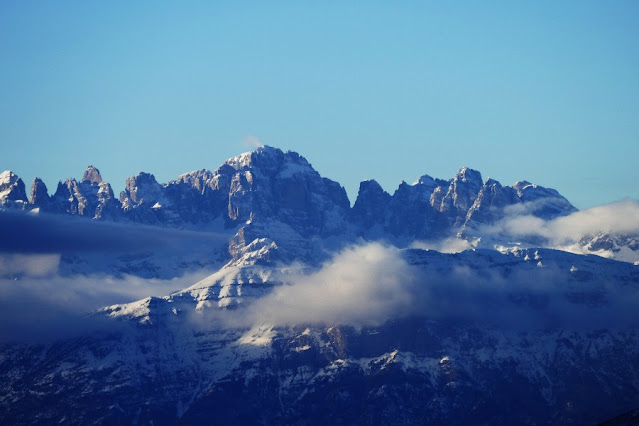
[0,170,27,203]
[0,170,18,185]
[221,146,319,181]
[224,145,283,171]
[454,167,483,185]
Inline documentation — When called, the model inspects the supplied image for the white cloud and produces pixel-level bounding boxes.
[482,200,639,248]
[0,269,213,342]
[242,135,264,149]
[224,242,639,331]
[549,200,639,241]
[410,237,475,253]
[0,253,60,277]
[246,243,418,327]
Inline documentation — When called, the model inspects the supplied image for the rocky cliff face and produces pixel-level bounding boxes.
[28,177,52,211]
[48,166,120,220]
[0,146,592,266]
[0,147,576,235]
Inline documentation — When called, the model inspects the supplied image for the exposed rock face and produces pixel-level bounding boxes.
[513,180,577,219]
[120,172,163,208]
[29,178,52,211]
[0,148,581,263]
[119,172,165,224]
[349,166,576,244]
[216,147,351,263]
[439,167,484,227]
[464,178,520,226]
[385,180,449,241]
[81,165,103,184]
[350,179,391,231]
[51,166,120,219]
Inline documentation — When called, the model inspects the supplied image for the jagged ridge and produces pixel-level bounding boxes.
[1,146,576,262]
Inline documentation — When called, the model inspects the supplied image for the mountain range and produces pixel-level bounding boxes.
[1,146,589,263]
[1,146,638,424]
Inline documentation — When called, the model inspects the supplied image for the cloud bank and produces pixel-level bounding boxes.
[206,243,639,331]
[410,237,475,253]
[483,200,639,245]
[3,199,639,343]
[4,242,639,343]
[246,243,417,327]
[0,256,213,343]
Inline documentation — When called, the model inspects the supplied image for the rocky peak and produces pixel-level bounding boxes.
[464,178,519,228]
[414,174,435,186]
[510,180,577,219]
[455,167,483,186]
[81,165,103,184]
[513,180,532,193]
[175,169,215,193]
[225,145,286,172]
[0,150,581,258]
[483,178,502,188]
[356,179,387,198]
[29,177,51,207]
[121,172,163,206]
[439,167,484,226]
[351,180,391,230]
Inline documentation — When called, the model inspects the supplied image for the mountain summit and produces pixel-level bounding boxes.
[0,146,579,263]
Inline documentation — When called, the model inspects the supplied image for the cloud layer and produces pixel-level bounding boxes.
[483,200,639,245]
[2,200,639,343]
[246,243,417,327]
[0,257,213,342]
[211,243,639,331]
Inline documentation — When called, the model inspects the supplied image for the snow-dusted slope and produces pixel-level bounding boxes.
[0,171,27,210]
[2,247,639,424]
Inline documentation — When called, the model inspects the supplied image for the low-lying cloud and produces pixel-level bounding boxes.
[4,242,639,343]
[246,243,417,327]
[410,237,475,253]
[199,243,639,332]
[0,253,61,277]
[483,200,639,245]
[0,268,213,343]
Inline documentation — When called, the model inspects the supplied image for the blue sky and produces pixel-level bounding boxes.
[1,1,638,209]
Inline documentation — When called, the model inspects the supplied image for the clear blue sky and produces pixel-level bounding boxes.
[1,1,638,209]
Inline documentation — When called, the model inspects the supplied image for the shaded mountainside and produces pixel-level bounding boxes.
[1,248,639,425]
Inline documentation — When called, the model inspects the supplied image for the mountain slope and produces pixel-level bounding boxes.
[1,247,639,424]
